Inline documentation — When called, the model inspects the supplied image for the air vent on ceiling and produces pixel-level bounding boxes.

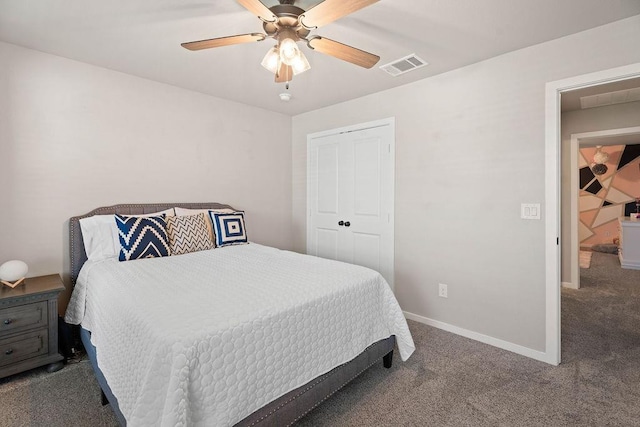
[379,54,428,77]
[580,87,640,109]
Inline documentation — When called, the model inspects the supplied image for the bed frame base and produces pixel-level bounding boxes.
[236,336,396,426]
[82,327,395,427]
[383,349,393,369]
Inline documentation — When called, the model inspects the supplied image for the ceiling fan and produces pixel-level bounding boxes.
[181,0,381,84]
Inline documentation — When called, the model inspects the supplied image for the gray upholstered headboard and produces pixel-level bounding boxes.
[69,203,236,286]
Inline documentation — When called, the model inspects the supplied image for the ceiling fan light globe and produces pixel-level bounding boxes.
[261,47,280,73]
[291,51,311,75]
[279,38,299,65]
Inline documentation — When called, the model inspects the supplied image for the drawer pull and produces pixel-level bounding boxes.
[5,349,13,356]
[3,319,12,325]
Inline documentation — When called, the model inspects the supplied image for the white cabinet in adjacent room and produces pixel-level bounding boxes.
[619,217,640,270]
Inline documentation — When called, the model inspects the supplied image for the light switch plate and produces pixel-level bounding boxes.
[521,203,541,220]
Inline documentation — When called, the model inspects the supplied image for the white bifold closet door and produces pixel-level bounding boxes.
[307,119,395,289]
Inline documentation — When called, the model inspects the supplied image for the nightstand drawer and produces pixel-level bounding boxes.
[0,329,49,367]
[0,302,47,336]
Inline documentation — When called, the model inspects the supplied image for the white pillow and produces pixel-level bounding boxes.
[79,215,119,261]
[174,207,234,216]
[79,208,175,260]
[132,208,175,218]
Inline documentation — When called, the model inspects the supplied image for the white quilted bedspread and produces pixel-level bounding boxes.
[65,243,415,426]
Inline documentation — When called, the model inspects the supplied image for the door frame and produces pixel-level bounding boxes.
[545,62,640,366]
[566,126,640,290]
[306,117,396,288]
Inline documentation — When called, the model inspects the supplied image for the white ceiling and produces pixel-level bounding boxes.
[561,77,640,112]
[1,0,639,115]
[578,133,640,147]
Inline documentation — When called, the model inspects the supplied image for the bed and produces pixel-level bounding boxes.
[65,203,415,426]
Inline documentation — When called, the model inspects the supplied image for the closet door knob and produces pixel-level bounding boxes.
[338,221,344,226]
[5,349,13,356]
[3,319,12,325]
[344,221,351,227]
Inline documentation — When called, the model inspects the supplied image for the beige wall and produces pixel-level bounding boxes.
[0,41,292,312]
[560,101,640,284]
[292,16,640,352]
[2,14,639,357]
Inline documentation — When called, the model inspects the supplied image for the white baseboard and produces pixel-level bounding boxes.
[562,281,579,289]
[403,311,554,364]
[620,258,640,270]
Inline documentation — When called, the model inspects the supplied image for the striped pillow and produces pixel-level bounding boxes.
[174,207,234,242]
[209,211,248,247]
[116,214,170,261]
[166,213,215,255]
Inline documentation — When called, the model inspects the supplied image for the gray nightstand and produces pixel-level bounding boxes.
[0,274,65,378]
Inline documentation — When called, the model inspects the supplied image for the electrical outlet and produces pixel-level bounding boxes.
[438,283,448,298]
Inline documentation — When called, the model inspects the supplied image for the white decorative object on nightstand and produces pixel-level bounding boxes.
[0,260,28,288]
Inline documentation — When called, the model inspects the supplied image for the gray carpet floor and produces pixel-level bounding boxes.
[2,251,639,426]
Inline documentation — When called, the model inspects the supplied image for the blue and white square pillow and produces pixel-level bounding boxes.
[209,211,248,247]
[115,214,171,261]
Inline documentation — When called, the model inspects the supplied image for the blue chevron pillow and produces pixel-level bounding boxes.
[115,214,171,261]
[209,211,248,247]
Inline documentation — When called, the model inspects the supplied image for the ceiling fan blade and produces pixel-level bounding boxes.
[275,62,293,83]
[301,0,379,28]
[181,33,266,51]
[308,36,380,69]
[237,0,276,22]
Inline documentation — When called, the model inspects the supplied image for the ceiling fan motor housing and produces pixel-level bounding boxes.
[263,4,310,39]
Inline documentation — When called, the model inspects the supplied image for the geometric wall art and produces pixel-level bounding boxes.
[579,143,640,246]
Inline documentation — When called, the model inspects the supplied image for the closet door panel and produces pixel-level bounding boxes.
[307,119,395,289]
